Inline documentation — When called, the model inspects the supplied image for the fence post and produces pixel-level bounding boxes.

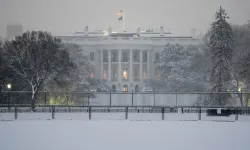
[8,93,10,112]
[88,90,90,106]
[153,89,155,106]
[110,90,112,106]
[175,89,178,106]
[52,105,55,120]
[198,106,201,120]
[132,90,134,106]
[161,107,165,120]
[125,107,128,119]
[45,90,47,106]
[89,106,92,120]
[66,89,69,106]
[235,107,238,121]
[14,106,18,120]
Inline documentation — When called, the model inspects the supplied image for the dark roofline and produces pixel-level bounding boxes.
[74,32,104,34]
[150,36,193,39]
[140,32,171,34]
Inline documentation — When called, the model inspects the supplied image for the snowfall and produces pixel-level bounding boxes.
[1,112,250,150]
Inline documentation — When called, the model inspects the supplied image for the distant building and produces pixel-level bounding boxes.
[59,26,201,92]
[6,24,23,40]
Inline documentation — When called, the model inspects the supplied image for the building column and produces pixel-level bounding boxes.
[151,51,155,80]
[129,49,133,82]
[147,50,150,80]
[108,50,111,82]
[140,50,143,83]
[118,50,121,82]
[100,50,103,81]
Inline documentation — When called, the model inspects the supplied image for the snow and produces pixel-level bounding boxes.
[1,112,250,122]
[1,120,250,150]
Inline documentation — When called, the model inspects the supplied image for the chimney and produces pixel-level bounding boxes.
[84,26,89,36]
[160,26,164,37]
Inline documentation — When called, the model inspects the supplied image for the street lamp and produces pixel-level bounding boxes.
[6,83,11,112]
[238,87,243,106]
[238,87,241,92]
[7,83,12,90]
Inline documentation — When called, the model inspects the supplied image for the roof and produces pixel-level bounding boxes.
[109,33,140,37]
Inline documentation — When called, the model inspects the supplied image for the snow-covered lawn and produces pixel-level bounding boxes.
[0,120,250,150]
[1,112,250,121]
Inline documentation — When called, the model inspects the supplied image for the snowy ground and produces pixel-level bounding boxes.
[1,120,250,150]
[1,112,250,121]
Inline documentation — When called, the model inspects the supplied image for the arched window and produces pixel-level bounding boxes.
[123,85,128,92]
[135,85,139,92]
[112,85,116,92]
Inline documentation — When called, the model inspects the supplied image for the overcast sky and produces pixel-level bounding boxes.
[0,0,250,37]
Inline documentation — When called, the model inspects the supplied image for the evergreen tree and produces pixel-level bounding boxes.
[209,6,234,105]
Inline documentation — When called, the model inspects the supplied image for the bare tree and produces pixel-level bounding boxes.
[1,31,74,110]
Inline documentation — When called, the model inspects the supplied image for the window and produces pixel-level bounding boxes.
[112,85,116,92]
[90,52,94,61]
[122,68,128,80]
[103,70,107,80]
[111,50,118,62]
[133,50,140,62]
[112,68,117,81]
[103,50,108,62]
[135,85,139,92]
[90,72,94,78]
[123,85,128,92]
[133,67,139,80]
[155,52,160,61]
[143,51,147,62]
[122,51,129,62]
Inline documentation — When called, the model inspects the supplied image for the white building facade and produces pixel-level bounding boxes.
[59,26,201,92]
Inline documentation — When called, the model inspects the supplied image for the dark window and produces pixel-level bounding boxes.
[112,85,116,92]
[135,85,139,92]
[103,51,108,62]
[122,51,129,62]
[90,52,94,61]
[133,50,140,62]
[143,51,147,62]
[111,50,118,62]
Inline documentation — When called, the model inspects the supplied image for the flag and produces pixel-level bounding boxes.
[116,10,123,16]
[116,10,123,21]
[118,16,123,21]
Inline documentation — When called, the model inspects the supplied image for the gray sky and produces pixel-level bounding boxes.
[0,0,250,37]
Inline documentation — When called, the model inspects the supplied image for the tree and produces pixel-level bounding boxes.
[1,31,74,109]
[154,43,205,91]
[209,6,234,105]
[43,43,96,105]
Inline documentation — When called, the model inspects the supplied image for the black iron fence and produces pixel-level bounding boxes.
[1,91,250,107]
[1,105,250,121]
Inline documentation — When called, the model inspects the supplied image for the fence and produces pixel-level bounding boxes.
[1,91,250,107]
[1,105,250,121]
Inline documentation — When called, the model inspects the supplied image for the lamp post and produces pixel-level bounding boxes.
[238,87,243,106]
[7,83,11,112]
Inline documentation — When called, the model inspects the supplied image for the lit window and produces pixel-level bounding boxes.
[123,85,128,92]
[123,69,128,80]
[103,70,107,80]
[90,72,94,78]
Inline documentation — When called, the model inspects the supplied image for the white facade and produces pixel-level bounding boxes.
[59,26,201,92]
